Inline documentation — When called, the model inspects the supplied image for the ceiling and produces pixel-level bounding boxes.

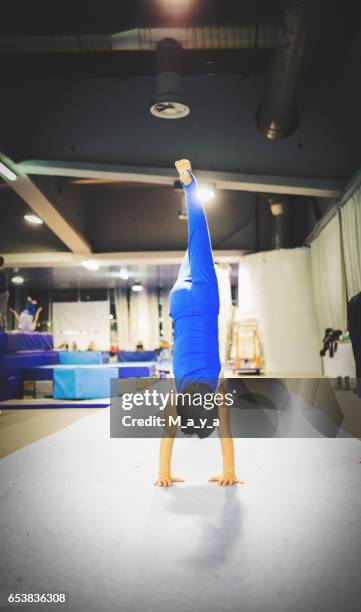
[0,0,360,287]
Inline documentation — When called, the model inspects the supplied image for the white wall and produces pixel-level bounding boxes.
[239,248,322,376]
[53,301,110,350]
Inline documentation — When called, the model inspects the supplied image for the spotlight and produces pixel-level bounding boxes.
[81,260,99,271]
[0,161,16,181]
[132,282,143,292]
[198,185,215,203]
[24,214,43,225]
[119,268,129,280]
[11,275,24,285]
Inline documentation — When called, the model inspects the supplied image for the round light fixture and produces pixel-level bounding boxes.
[150,101,190,120]
[109,314,114,320]
[81,260,99,271]
[24,214,43,225]
[11,275,24,285]
[132,282,143,292]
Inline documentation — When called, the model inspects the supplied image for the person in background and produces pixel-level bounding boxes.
[87,340,96,351]
[136,341,144,351]
[10,304,43,332]
[58,341,69,350]
[71,341,78,352]
[25,296,38,318]
[0,256,9,332]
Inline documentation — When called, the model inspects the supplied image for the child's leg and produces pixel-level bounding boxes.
[183,174,218,291]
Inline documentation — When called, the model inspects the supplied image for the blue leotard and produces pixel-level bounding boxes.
[169,172,221,391]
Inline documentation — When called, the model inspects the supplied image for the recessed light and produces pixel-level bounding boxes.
[132,282,143,292]
[11,275,24,285]
[0,161,17,181]
[81,260,99,271]
[24,214,43,225]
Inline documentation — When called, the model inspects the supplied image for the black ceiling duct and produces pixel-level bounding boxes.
[256,0,312,140]
[149,38,190,120]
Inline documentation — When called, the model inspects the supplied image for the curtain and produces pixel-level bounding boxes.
[311,214,347,337]
[160,288,173,345]
[129,289,160,349]
[245,249,322,375]
[52,301,110,351]
[216,264,233,364]
[340,184,361,299]
[114,288,131,350]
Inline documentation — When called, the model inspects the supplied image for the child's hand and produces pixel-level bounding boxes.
[154,474,185,487]
[209,473,244,486]
[175,159,193,185]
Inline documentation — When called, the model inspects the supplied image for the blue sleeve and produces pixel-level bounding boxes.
[183,173,216,284]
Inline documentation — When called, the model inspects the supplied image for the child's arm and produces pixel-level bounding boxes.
[9,308,20,323]
[210,380,244,486]
[33,306,43,329]
[154,397,185,487]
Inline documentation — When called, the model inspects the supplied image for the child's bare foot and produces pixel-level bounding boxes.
[175,159,193,185]
[209,473,244,486]
[154,474,185,487]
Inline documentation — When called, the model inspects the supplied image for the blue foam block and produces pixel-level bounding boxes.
[0,350,59,380]
[58,351,102,365]
[118,363,156,377]
[0,332,53,353]
[53,367,118,399]
[0,375,23,400]
[118,351,157,363]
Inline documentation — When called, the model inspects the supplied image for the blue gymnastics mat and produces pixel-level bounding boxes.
[0,398,110,409]
[24,362,157,381]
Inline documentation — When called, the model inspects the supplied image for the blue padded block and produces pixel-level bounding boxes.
[53,367,118,399]
[0,350,59,380]
[0,332,53,353]
[58,351,102,365]
[0,375,23,400]
[118,351,157,363]
[118,363,156,377]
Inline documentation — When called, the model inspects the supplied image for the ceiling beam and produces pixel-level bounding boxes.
[0,153,91,254]
[17,159,343,198]
[3,250,244,269]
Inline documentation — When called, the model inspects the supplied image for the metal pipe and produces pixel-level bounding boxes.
[256,0,312,139]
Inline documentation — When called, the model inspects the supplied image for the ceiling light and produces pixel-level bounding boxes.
[132,282,143,292]
[150,39,190,120]
[0,161,17,181]
[11,275,24,285]
[198,185,215,203]
[119,268,129,280]
[109,314,114,320]
[24,213,43,225]
[81,260,99,271]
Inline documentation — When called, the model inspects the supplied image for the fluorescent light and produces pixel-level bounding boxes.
[119,268,129,280]
[24,214,43,225]
[198,185,215,203]
[0,161,17,181]
[81,260,99,271]
[11,275,24,285]
[132,282,143,292]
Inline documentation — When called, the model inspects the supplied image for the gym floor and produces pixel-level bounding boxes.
[1,408,361,612]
